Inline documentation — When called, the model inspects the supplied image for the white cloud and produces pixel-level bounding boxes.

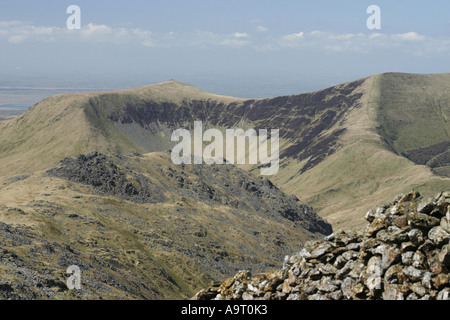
[309,30,325,37]
[130,28,155,46]
[369,33,384,40]
[183,31,250,48]
[0,21,57,43]
[276,30,439,55]
[256,25,268,32]
[219,38,248,47]
[0,21,26,28]
[281,32,304,42]
[30,26,55,36]
[8,34,27,44]
[141,39,155,48]
[280,32,305,47]
[327,33,365,41]
[81,23,112,37]
[233,32,249,38]
[392,32,425,41]
[115,28,129,37]
[0,20,447,56]
[132,28,152,39]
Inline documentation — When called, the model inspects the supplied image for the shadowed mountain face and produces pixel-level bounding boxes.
[253,79,364,174]
[86,79,364,176]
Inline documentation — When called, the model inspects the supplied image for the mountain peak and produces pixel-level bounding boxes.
[142,79,195,89]
[115,79,243,104]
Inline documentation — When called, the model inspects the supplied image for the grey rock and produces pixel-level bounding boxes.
[438,244,450,265]
[406,292,419,300]
[365,210,376,222]
[384,264,404,284]
[401,242,416,252]
[411,282,427,297]
[441,214,450,233]
[408,213,440,229]
[328,290,343,300]
[366,275,382,291]
[333,255,347,269]
[309,242,335,259]
[417,198,436,214]
[318,277,338,293]
[422,272,433,289]
[376,244,401,270]
[428,226,450,245]
[383,284,404,300]
[286,293,300,300]
[242,292,254,300]
[408,229,424,246]
[335,260,355,280]
[412,251,427,269]
[437,288,450,300]
[342,250,358,261]
[308,293,328,300]
[341,277,357,299]
[403,266,423,282]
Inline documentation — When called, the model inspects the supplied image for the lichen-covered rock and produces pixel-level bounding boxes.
[194,191,450,300]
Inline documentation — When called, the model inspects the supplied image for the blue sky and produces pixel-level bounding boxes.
[1,0,450,100]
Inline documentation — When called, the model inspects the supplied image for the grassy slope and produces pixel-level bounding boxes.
[272,74,449,229]
[0,81,244,177]
[0,94,93,176]
[375,73,450,179]
[376,73,450,154]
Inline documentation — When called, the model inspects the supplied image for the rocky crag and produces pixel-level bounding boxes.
[45,152,332,235]
[194,191,450,300]
[0,152,331,299]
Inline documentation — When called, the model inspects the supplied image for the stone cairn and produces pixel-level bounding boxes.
[194,191,450,300]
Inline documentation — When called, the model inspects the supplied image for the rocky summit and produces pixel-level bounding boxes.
[194,191,450,300]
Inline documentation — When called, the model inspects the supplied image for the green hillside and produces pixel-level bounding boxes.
[375,73,450,175]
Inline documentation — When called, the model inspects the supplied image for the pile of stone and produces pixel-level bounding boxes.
[194,191,450,300]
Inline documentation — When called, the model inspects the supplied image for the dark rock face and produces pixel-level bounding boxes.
[251,80,363,174]
[45,152,166,203]
[194,191,450,300]
[97,79,364,175]
[45,152,332,236]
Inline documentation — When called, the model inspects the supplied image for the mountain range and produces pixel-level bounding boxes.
[0,72,448,299]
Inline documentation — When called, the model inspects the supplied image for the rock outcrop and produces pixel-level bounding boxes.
[45,152,167,203]
[45,152,332,235]
[194,191,450,300]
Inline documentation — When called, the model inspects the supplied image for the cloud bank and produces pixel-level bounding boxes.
[1,20,449,56]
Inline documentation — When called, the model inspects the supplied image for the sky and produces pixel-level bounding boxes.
[1,0,450,101]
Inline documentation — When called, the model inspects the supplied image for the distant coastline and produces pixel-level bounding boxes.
[0,104,30,120]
